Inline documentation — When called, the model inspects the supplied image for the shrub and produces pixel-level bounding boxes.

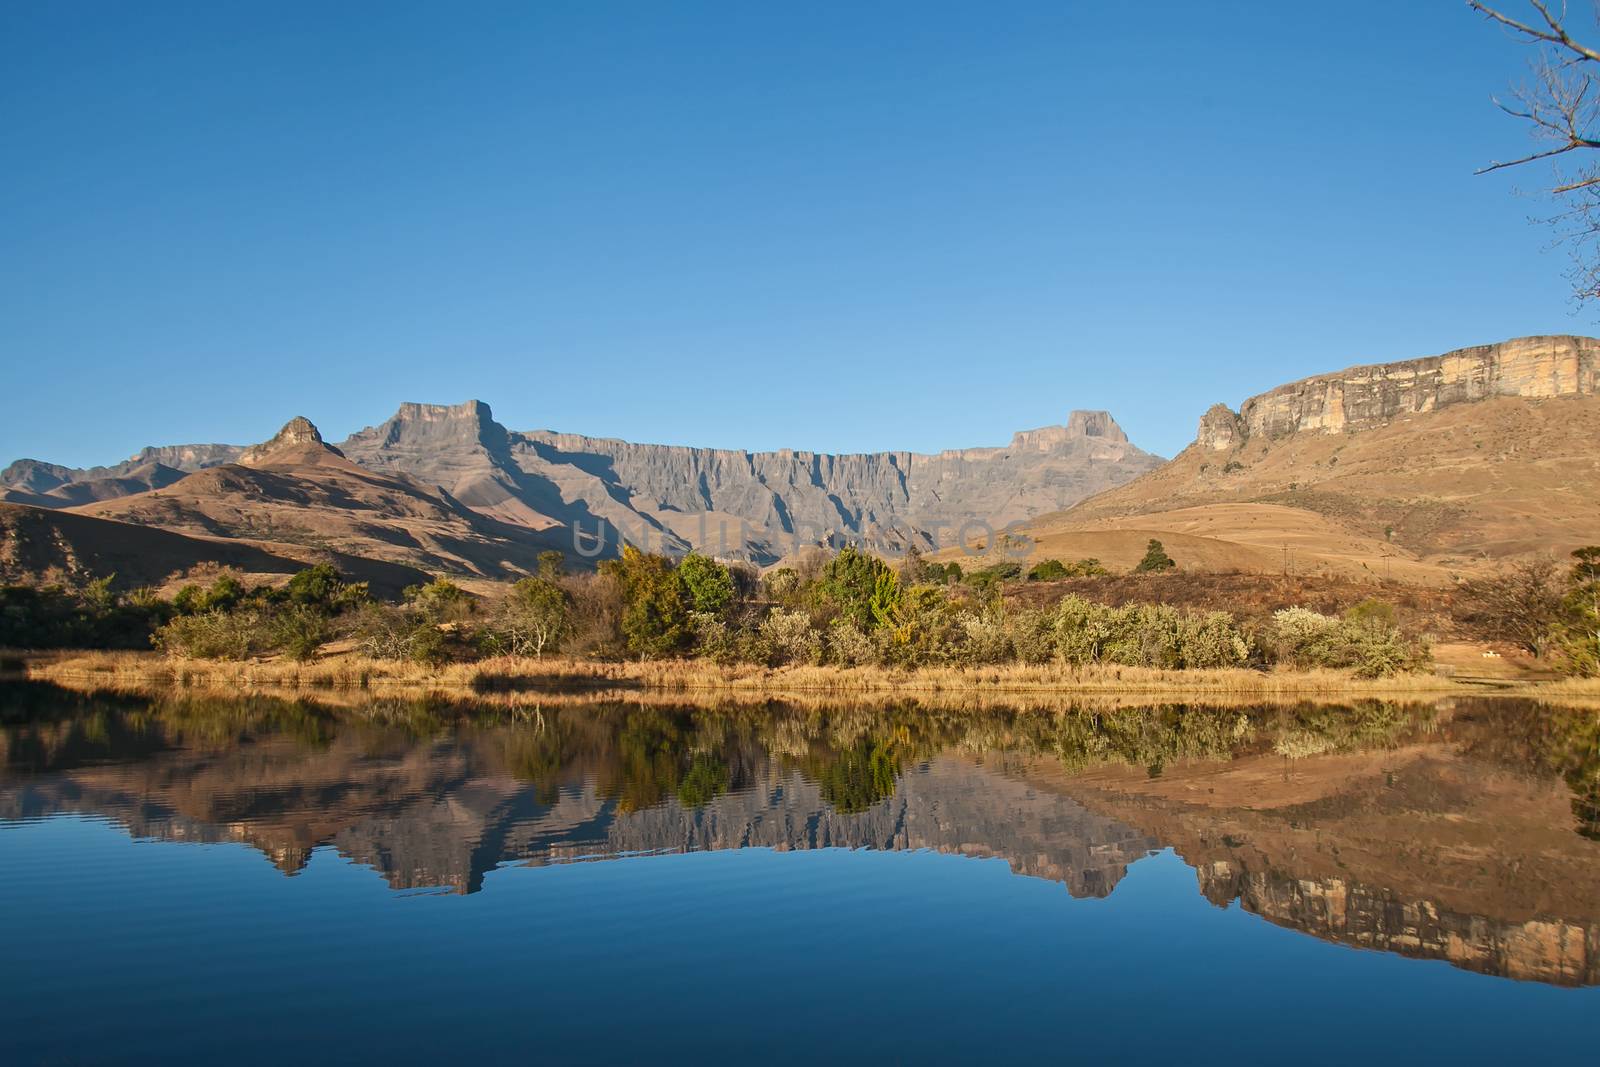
[284,564,368,613]
[1028,559,1070,581]
[1008,608,1057,665]
[1559,546,1600,676]
[270,604,334,662]
[1054,595,1118,665]
[1052,596,1251,669]
[351,603,447,664]
[153,610,271,660]
[1133,539,1176,573]
[825,620,877,667]
[404,578,474,624]
[956,609,1012,665]
[688,611,743,665]
[173,573,246,616]
[0,582,171,650]
[760,608,823,665]
[1269,606,1425,677]
[1177,611,1251,668]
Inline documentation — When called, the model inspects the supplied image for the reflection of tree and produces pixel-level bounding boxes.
[677,756,731,808]
[1559,711,1600,840]
[803,739,902,815]
[11,683,1597,841]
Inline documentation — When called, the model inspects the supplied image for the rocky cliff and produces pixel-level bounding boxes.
[1197,334,1600,451]
[338,400,1163,563]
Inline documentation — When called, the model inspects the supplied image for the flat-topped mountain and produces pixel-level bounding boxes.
[338,400,1162,562]
[1003,335,1600,581]
[1197,334,1599,450]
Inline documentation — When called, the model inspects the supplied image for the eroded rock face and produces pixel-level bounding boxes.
[339,402,1163,562]
[237,416,343,466]
[1197,335,1600,450]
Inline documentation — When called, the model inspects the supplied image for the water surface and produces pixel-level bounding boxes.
[2,684,1597,1063]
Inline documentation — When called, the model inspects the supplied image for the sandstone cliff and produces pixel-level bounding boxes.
[1198,334,1600,450]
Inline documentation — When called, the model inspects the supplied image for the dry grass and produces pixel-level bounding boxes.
[19,649,1531,707]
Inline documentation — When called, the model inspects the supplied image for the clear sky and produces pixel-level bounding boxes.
[0,0,1588,467]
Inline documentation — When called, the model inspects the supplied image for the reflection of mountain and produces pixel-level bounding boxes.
[3,690,1598,986]
[577,756,1155,897]
[0,716,1152,898]
[1042,702,1600,987]
[1194,860,1600,987]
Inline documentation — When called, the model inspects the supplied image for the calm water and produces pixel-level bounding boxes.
[1,684,1597,1064]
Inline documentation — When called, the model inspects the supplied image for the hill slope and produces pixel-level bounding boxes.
[68,418,564,583]
[0,502,429,594]
[1010,336,1600,583]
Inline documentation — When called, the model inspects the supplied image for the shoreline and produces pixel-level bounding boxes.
[10,650,1598,707]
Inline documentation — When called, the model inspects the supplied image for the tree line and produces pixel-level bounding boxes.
[9,540,1597,678]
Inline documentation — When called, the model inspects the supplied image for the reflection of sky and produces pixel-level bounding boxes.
[1,816,1594,1065]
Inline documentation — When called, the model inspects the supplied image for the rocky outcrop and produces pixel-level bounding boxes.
[237,416,344,466]
[1197,335,1600,450]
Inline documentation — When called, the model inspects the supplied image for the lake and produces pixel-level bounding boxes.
[1,682,1597,1064]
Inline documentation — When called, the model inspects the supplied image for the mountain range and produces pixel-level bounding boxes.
[3,333,1597,590]
[1,399,1162,586]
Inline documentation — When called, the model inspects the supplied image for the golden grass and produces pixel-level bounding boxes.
[18,649,1541,707]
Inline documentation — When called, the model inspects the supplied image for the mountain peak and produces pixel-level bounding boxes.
[1007,410,1133,452]
[347,400,509,456]
[238,417,345,467]
[1064,410,1129,443]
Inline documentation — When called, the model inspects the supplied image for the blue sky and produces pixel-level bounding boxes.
[0,0,1587,466]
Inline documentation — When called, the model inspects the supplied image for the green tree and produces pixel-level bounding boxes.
[1134,539,1176,573]
[819,546,898,630]
[174,573,247,615]
[284,563,367,613]
[605,546,691,657]
[677,552,736,616]
[1028,559,1069,581]
[1561,546,1600,676]
[538,549,566,579]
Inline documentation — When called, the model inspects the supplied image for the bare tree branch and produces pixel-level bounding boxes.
[1473,2,1600,302]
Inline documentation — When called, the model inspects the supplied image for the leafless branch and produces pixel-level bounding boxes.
[1473,2,1600,302]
